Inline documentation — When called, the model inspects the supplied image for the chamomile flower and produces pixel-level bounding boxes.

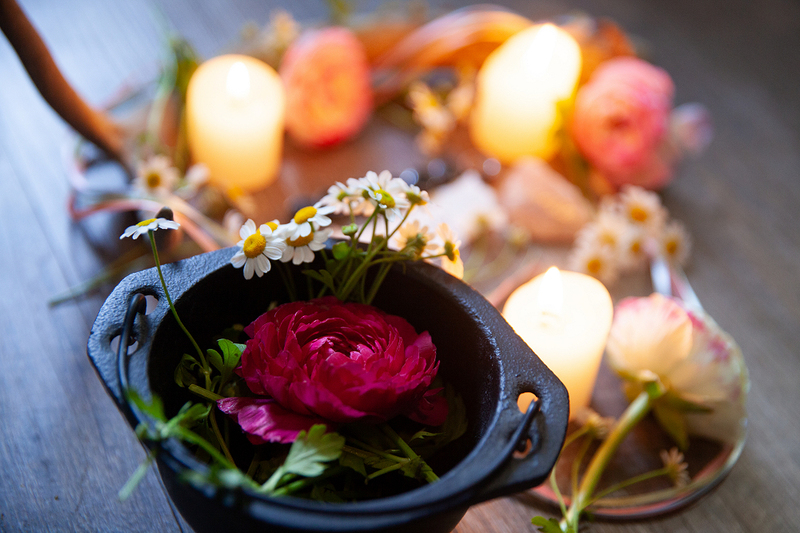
[619,225,649,270]
[392,220,436,257]
[281,227,332,265]
[359,170,411,221]
[230,219,286,280]
[120,217,180,240]
[618,186,667,232]
[574,408,615,440]
[660,448,690,488]
[660,220,692,266]
[285,202,334,240]
[180,163,209,195]
[436,223,461,262]
[404,183,430,207]
[319,181,357,214]
[134,155,179,196]
[568,239,619,286]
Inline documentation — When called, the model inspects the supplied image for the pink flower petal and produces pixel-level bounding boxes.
[217,397,330,444]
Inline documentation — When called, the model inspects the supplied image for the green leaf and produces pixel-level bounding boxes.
[217,338,244,369]
[332,241,350,260]
[311,483,346,503]
[410,430,440,442]
[174,354,201,387]
[207,349,223,372]
[126,389,166,422]
[399,457,423,479]
[653,401,689,451]
[284,425,345,478]
[339,451,367,477]
[532,516,571,533]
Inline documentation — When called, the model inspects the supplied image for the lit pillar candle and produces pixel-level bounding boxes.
[503,267,613,418]
[186,55,285,193]
[470,23,581,163]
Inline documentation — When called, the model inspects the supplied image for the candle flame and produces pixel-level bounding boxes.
[524,23,558,77]
[226,61,250,100]
[537,266,563,317]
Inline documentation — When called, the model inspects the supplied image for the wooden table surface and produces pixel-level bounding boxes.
[1,0,799,531]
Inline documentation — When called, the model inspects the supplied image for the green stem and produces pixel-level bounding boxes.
[148,232,207,380]
[570,436,592,501]
[209,410,236,467]
[188,384,223,402]
[379,423,438,483]
[564,384,665,529]
[587,467,671,505]
[270,466,348,497]
[367,461,406,480]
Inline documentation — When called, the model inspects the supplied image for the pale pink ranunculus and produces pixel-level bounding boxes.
[571,57,675,191]
[219,297,446,443]
[606,294,749,444]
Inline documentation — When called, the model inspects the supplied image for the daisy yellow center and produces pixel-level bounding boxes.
[630,240,641,254]
[243,232,267,258]
[266,221,278,231]
[666,240,679,255]
[629,206,649,222]
[137,218,156,227]
[293,206,317,224]
[146,172,162,188]
[287,234,314,247]
[375,189,395,208]
[600,232,616,246]
[586,258,602,274]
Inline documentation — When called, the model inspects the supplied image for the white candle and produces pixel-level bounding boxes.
[186,54,285,193]
[503,267,613,418]
[470,23,582,163]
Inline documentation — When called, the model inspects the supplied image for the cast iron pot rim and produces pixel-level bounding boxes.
[88,246,569,518]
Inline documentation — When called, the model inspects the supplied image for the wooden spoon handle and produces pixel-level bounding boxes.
[0,0,127,165]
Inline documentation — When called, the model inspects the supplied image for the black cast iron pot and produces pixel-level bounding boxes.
[87,247,569,533]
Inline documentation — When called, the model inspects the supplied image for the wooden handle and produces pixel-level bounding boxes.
[0,0,127,165]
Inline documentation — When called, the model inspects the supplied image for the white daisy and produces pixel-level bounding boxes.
[230,219,286,280]
[120,217,180,240]
[618,225,649,271]
[660,448,691,488]
[660,220,692,266]
[392,220,436,257]
[281,227,332,265]
[284,202,335,240]
[358,170,411,222]
[618,186,667,233]
[404,183,430,207]
[435,223,462,262]
[319,181,357,215]
[134,155,179,196]
[568,238,619,286]
[180,163,209,195]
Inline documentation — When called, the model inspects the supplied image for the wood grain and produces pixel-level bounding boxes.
[1,0,798,532]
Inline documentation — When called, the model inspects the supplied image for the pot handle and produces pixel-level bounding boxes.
[116,293,149,424]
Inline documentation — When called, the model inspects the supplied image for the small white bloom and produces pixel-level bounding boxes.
[618,186,667,233]
[181,163,209,193]
[281,227,332,265]
[120,217,180,240]
[568,239,619,286]
[319,181,357,215]
[230,219,286,280]
[618,225,649,271]
[134,155,179,196]
[358,170,411,222]
[660,220,692,266]
[284,202,335,240]
[404,183,430,207]
[392,220,436,256]
[660,447,691,488]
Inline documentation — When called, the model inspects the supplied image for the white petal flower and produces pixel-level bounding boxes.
[284,202,335,240]
[281,227,332,265]
[134,155,179,196]
[660,448,690,488]
[392,220,436,256]
[230,219,286,280]
[660,220,692,266]
[318,181,357,214]
[568,238,620,286]
[120,217,180,240]
[357,170,411,222]
[618,185,667,233]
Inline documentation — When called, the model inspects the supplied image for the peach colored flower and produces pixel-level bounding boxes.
[571,57,675,190]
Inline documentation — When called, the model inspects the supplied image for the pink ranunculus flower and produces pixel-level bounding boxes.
[606,294,749,444]
[219,297,447,443]
[571,57,675,191]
